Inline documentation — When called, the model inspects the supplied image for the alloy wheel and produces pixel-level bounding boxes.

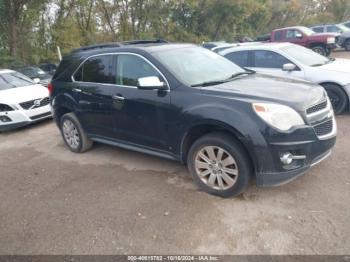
[194,146,238,190]
[328,90,342,112]
[62,119,80,149]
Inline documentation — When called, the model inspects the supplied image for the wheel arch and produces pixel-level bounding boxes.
[51,93,78,126]
[180,120,256,173]
[319,81,349,110]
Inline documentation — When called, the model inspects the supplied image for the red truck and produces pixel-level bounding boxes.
[270,26,338,56]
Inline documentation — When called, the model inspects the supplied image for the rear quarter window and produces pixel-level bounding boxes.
[274,31,283,41]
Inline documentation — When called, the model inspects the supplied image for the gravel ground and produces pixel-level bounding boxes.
[0,52,349,255]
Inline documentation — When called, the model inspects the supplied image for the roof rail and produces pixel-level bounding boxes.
[72,39,168,53]
[121,39,168,45]
[72,42,122,53]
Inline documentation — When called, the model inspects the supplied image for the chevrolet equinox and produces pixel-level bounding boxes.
[50,40,337,197]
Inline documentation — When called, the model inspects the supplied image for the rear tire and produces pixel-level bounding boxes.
[345,39,350,51]
[321,83,348,114]
[312,45,327,56]
[60,112,93,153]
[187,132,252,198]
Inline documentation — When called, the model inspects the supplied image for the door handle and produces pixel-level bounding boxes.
[72,88,82,93]
[112,95,125,101]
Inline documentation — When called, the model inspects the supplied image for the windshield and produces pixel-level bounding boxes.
[299,27,315,36]
[281,44,330,66]
[19,67,46,78]
[337,24,349,32]
[0,72,34,90]
[152,46,246,86]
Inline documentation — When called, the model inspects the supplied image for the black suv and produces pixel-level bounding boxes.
[50,40,336,197]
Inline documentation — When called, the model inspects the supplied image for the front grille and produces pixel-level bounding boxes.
[313,119,333,137]
[306,100,327,115]
[20,97,50,110]
[30,112,52,120]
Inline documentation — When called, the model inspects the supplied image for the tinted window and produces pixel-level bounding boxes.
[225,51,249,67]
[115,54,162,87]
[81,55,112,84]
[326,25,339,33]
[274,31,283,40]
[313,27,324,33]
[253,50,290,68]
[74,66,83,81]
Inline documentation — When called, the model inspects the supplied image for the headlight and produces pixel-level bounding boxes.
[327,37,335,44]
[252,103,305,131]
[0,104,14,112]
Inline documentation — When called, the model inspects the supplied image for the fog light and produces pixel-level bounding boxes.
[280,153,293,165]
[0,116,12,122]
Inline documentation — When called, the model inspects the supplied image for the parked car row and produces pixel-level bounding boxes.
[212,20,350,56]
[310,23,350,51]
[47,40,337,197]
[217,42,350,114]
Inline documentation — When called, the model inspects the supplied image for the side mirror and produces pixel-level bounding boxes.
[295,33,303,39]
[33,78,40,84]
[137,76,166,90]
[282,63,296,71]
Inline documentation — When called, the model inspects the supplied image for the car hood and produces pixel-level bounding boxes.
[340,31,350,37]
[316,58,350,73]
[0,84,49,105]
[201,74,325,111]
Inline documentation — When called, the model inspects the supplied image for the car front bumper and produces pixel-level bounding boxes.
[257,136,336,187]
[0,105,52,132]
[254,110,337,187]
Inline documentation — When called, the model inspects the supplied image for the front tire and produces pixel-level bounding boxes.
[345,39,350,51]
[60,113,93,153]
[321,83,348,114]
[312,45,327,56]
[187,132,252,198]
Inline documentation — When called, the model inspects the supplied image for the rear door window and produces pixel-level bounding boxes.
[224,51,249,67]
[78,55,113,84]
[312,27,324,33]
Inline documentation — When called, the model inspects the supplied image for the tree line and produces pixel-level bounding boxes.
[0,0,349,67]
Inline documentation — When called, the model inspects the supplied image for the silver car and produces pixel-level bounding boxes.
[219,42,350,114]
[311,24,350,51]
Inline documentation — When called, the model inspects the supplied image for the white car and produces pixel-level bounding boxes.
[0,69,52,131]
[219,42,350,114]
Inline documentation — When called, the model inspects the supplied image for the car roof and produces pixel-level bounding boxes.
[219,42,293,55]
[311,24,342,27]
[67,42,197,60]
[273,26,308,31]
[0,69,15,74]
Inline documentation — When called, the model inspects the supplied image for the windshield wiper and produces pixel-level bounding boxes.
[312,58,335,67]
[226,70,255,80]
[191,70,254,87]
[191,80,227,87]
